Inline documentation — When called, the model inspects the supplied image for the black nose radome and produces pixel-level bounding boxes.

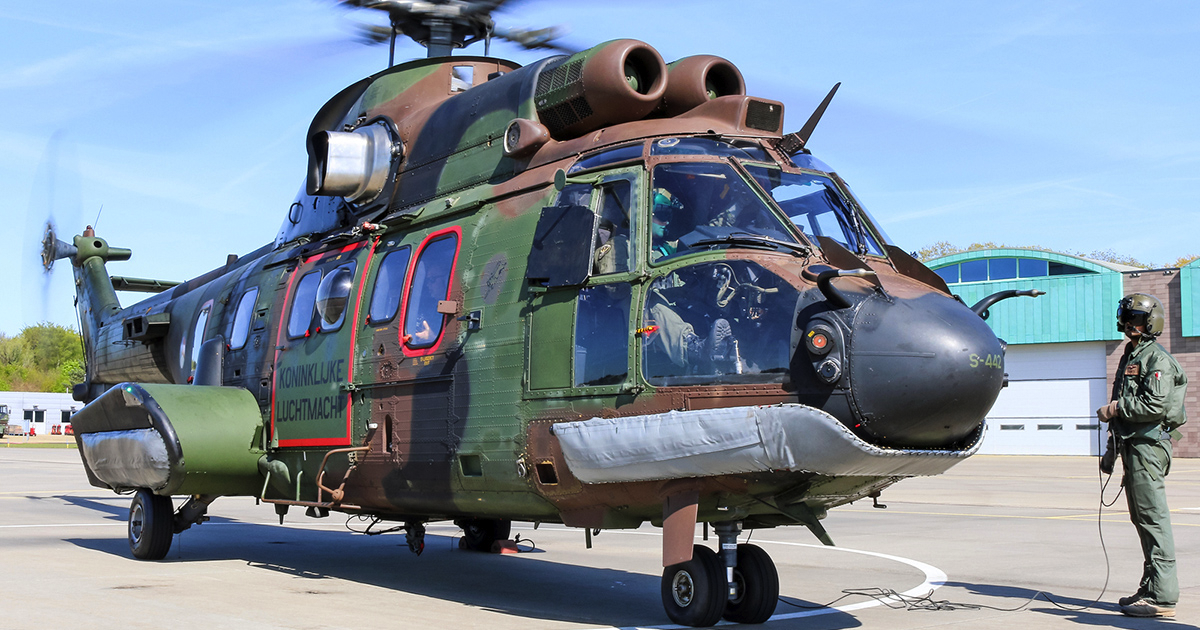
[846,292,1005,448]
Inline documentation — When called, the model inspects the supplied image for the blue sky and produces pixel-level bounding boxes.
[3,1,1199,336]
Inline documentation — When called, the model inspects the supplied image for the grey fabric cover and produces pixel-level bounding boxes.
[79,428,171,492]
[550,403,981,484]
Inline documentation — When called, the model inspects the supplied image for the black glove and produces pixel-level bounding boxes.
[1100,434,1116,475]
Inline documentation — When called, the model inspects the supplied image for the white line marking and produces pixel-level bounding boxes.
[582,533,947,629]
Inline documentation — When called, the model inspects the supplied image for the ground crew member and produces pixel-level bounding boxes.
[1097,292,1187,618]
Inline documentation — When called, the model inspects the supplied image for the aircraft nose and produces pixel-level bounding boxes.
[845,292,1005,448]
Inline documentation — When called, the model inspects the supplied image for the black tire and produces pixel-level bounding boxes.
[456,518,511,552]
[723,543,779,624]
[661,544,727,627]
[129,489,174,560]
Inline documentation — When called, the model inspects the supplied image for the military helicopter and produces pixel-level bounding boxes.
[42,1,1042,626]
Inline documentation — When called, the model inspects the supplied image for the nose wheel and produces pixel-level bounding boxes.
[661,539,779,626]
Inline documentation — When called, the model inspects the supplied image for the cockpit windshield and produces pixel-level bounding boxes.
[743,164,885,257]
[649,162,801,262]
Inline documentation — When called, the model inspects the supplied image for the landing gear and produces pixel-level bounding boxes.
[661,544,727,627]
[660,523,780,627]
[128,489,173,560]
[455,518,511,552]
[723,544,779,624]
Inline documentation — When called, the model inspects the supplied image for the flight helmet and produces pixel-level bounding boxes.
[1117,293,1166,337]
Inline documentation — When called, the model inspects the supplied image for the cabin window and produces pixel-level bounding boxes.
[574,284,631,386]
[368,247,412,324]
[188,305,211,375]
[404,233,459,349]
[593,178,634,275]
[315,262,357,332]
[229,288,259,350]
[287,271,322,339]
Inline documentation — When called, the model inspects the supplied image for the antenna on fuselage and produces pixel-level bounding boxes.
[777,82,841,156]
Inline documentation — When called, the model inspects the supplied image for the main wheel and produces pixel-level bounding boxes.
[723,543,779,624]
[129,489,174,560]
[456,518,511,552]
[661,544,727,627]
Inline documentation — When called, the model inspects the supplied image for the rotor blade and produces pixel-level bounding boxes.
[23,131,83,328]
[493,25,577,53]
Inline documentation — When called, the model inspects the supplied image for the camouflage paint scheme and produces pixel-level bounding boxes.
[67,40,1006,554]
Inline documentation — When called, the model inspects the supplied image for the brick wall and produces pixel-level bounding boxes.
[1106,270,1200,457]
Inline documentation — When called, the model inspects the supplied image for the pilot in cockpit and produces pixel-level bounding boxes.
[650,187,683,261]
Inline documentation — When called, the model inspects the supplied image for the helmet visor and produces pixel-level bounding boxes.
[1117,305,1150,329]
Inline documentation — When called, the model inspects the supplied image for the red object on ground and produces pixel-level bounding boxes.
[491,540,519,554]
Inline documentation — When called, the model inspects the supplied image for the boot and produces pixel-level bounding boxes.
[1117,592,1143,607]
[706,318,733,362]
[1120,599,1175,618]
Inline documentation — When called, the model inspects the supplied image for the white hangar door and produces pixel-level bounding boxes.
[979,342,1110,455]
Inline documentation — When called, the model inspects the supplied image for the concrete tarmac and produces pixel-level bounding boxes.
[1,448,1197,629]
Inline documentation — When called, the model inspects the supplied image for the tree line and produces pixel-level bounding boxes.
[0,323,84,393]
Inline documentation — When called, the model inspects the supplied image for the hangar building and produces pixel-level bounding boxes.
[927,249,1200,456]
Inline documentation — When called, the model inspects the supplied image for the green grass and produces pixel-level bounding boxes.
[0,442,77,449]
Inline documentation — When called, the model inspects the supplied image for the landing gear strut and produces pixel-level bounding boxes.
[660,521,779,627]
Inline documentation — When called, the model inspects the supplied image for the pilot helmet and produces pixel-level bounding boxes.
[652,188,682,217]
[1117,292,1165,337]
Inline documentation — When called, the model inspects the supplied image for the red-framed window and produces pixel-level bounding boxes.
[399,227,461,357]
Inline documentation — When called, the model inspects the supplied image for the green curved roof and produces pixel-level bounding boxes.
[926,248,1121,274]
[925,248,1123,344]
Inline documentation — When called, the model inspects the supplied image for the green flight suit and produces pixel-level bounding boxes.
[1110,336,1188,606]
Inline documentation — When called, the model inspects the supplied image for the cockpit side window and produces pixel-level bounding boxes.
[593,178,634,275]
[744,165,885,257]
[575,284,632,386]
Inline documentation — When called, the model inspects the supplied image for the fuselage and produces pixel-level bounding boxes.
[69,42,1005,534]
